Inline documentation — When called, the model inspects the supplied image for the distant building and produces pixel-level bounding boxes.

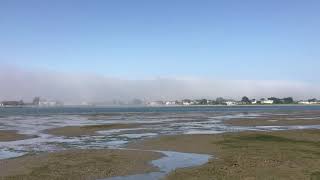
[298,101,319,105]
[1,101,24,107]
[207,100,214,104]
[149,101,164,106]
[165,101,176,105]
[251,99,258,104]
[38,99,62,107]
[182,99,192,106]
[251,99,262,104]
[182,102,191,106]
[261,99,274,104]
[226,101,237,106]
[183,102,191,105]
[299,101,310,105]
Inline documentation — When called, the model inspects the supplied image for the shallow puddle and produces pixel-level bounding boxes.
[101,150,211,180]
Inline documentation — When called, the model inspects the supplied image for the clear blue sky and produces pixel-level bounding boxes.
[1,0,319,81]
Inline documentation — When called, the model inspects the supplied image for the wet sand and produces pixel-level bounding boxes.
[45,124,141,137]
[225,118,320,126]
[129,129,320,180]
[223,110,320,127]
[0,130,34,142]
[0,149,162,180]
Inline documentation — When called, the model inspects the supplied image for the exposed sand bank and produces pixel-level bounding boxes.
[86,112,169,120]
[225,118,320,126]
[45,124,141,137]
[129,129,320,180]
[224,110,320,126]
[0,149,162,180]
[0,130,34,142]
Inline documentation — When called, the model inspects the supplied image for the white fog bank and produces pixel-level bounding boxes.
[0,65,319,103]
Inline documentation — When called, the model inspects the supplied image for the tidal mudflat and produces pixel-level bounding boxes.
[0,106,320,179]
[225,111,320,127]
[0,149,162,180]
[45,124,141,137]
[0,130,34,142]
[130,129,320,180]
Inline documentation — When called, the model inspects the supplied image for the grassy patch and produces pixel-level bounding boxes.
[217,133,320,152]
[311,172,320,180]
[0,149,162,180]
[160,130,320,180]
[237,134,293,142]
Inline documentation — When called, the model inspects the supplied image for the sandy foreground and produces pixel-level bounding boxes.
[129,129,320,180]
[0,130,34,141]
[0,149,162,180]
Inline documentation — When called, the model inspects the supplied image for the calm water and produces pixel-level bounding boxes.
[102,150,211,180]
[1,105,320,116]
[0,105,320,160]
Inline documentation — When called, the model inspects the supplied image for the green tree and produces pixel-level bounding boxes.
[283,97,294,104]
[199,99,208,105]
[241,96,251,104]
[216,97,225,104]
[268,97,282,104]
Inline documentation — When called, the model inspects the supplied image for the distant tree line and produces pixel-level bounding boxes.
[167,96,299,106]
[240,96,295,104]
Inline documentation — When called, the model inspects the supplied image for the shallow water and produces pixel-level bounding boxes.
[101,150,211,180]
[0,106,320,160]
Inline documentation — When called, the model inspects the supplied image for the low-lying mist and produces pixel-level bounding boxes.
[0,65,319,103]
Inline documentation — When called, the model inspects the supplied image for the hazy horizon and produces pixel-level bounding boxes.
[0,65,319,103]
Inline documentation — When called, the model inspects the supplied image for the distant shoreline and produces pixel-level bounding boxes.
[1,104,320,108]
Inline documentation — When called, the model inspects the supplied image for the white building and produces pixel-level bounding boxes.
[299,101,318,105]
[261,100,274,104]
[182,102,191,105]
[165,101,176,105]
[39,100,59,107]
[226,101,237,106]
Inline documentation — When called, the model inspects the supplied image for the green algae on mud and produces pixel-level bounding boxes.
[129,130,320,180]
[0,149,162,180]
[225,118,320,126]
